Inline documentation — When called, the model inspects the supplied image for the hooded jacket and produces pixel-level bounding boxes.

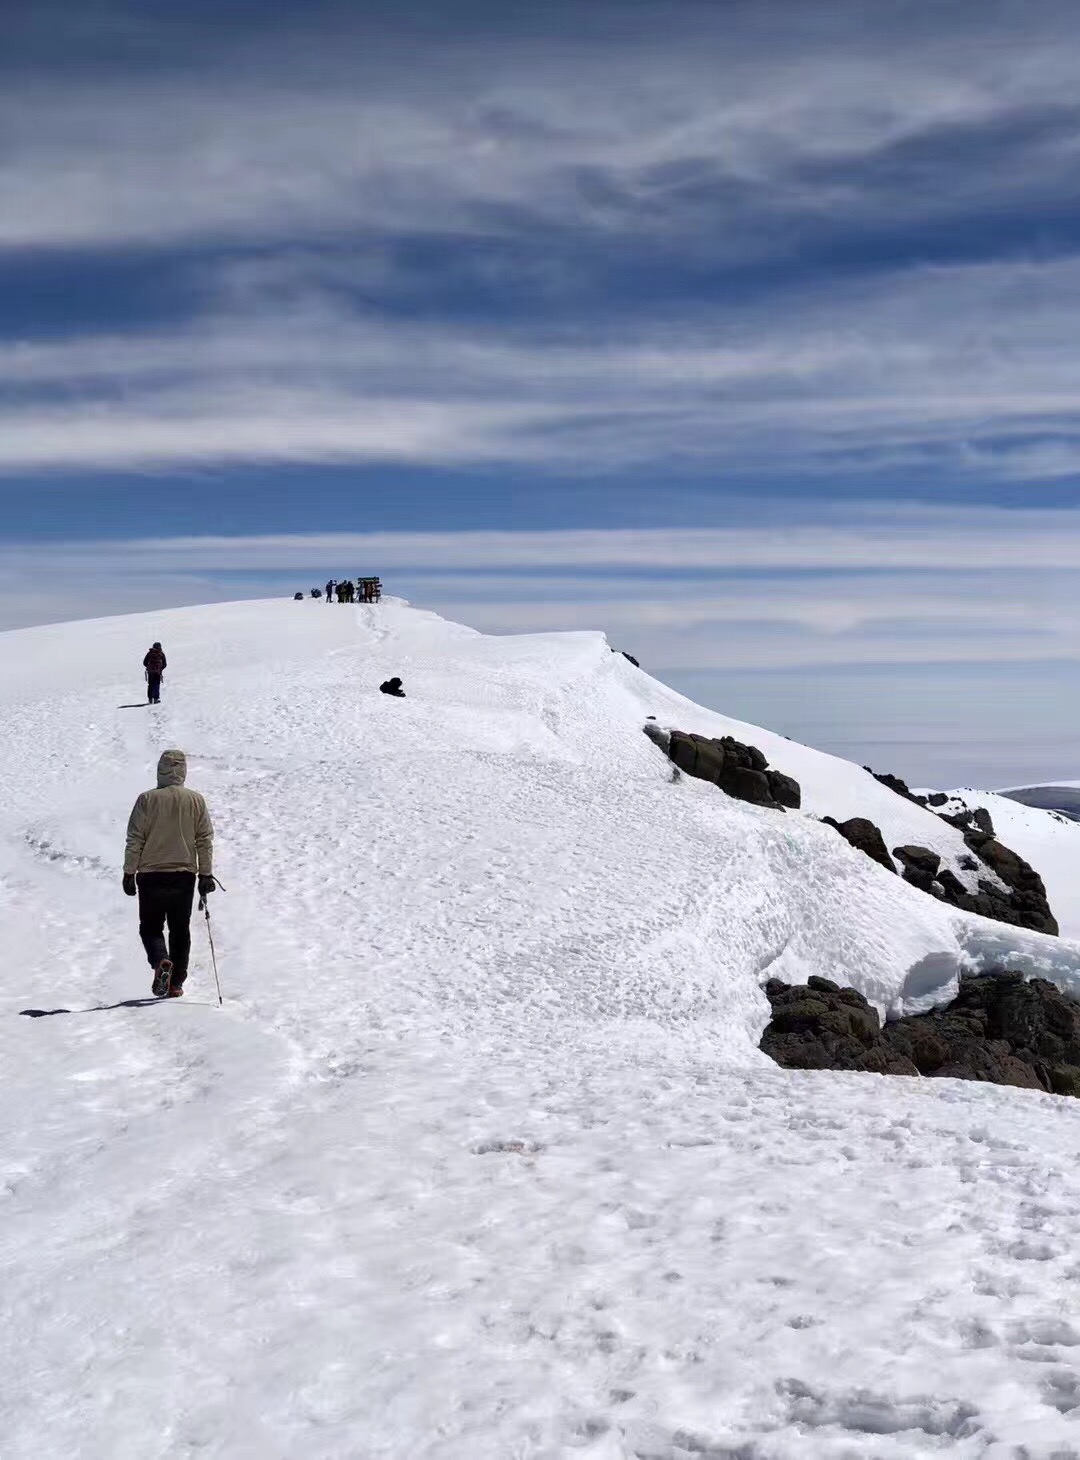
[124,750,214,876]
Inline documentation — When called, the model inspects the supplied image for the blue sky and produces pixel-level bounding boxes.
[4,0,1080,784]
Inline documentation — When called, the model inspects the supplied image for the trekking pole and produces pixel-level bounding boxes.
[199,876,226,1006]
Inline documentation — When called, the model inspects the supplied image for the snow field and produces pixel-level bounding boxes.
[3,599,1080,1457]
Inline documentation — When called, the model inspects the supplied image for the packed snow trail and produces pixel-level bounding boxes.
[3,599,1080,1458]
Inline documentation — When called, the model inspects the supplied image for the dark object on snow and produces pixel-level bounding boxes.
[893,844,941,891]
[380,677,406,698]
[294,592,304,600]
[143,642,166,704]
[620,651,640,667]
[761,971,1080,1096]
[719,765,774,805]
[766,770,801,809]
[311,588,322,598]
[926,792,949,807]
[821,816,896,873]
[654,729,801,812]
[863,766,928,806]
[936,868,968,901]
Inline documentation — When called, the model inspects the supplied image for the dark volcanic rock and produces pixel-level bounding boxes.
[647,726,800,813]
[761,978,916,1075]
[864,767,928,806]
[893,844,942,893]
[822,816,896,873]
[668,732,725,784]
[766,770,802,809]
[915,805,1059,934]
[894,845,942,878]
[963,837,1058,935]
[936,868,970,902]
[718,765,776,807]
[761,971,1080,1096]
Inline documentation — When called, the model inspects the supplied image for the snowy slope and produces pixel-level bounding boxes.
[4,598,1080,1458]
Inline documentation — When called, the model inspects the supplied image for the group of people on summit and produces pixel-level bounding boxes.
[325,578,379,603]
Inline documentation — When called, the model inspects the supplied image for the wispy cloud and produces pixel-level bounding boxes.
[7,504,1080,570]
[3,4,1080,480]
[7,252,1080,476]
[2,5,1079,252]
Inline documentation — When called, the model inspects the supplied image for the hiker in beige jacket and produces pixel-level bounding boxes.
[123,749,215,997]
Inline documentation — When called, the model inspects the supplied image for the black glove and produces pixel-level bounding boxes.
[123,873,137,897]
[198,874,217,898]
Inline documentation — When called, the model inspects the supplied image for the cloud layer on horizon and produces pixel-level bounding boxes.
[4,506,1080,673]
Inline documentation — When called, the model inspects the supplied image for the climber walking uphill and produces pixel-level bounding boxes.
[123,749,216,997]
[143,642,166,704]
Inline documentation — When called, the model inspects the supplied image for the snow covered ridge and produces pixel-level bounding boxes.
[10,598,1080,1455]
[3,593,1080,1039]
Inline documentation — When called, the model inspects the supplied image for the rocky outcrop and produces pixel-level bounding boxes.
[817,802,1058,935]
[650,728,801,812]
[863,767,928,806]
[651,725,1056,935]
[761,972,1080,1095]
[920,799,1056,933]
[761,977,916,1076]
[893,844,941,890]
[766,770,801,809]
[821,816,895,872]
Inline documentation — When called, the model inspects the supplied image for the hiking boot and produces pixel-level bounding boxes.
[152,959,174,998]
[166,983,184,998]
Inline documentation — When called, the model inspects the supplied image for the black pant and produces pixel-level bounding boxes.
[137,872,196,985]
[147,673,162,703]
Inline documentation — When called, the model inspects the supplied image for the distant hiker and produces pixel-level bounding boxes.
[379,677,405,697]
[326,579,335,603]
[143,642,167,704]
[123,749,215,998]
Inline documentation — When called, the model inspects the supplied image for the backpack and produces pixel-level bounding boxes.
[145,648,166,675]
